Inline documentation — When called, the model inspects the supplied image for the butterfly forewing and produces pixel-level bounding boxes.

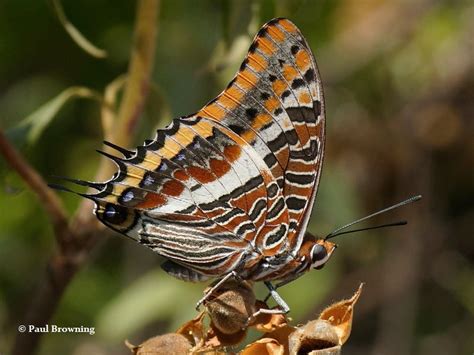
[89,18,325,279]
[198,18,325,255]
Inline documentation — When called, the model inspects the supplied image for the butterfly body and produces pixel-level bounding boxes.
[68,18,336,295]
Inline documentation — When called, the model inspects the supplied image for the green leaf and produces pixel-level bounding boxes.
[51,0,107,58]
[6,86,102,147]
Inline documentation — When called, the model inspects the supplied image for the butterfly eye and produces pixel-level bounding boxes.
[311,244,328,268]
[103,204,128,225]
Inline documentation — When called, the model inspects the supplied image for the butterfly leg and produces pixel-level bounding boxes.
[250,281,290,320]
[195,271,240,310]
[263,278,291,303]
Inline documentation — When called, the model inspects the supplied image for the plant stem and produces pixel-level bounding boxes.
[10,1,159,354]
[0,130,69,242]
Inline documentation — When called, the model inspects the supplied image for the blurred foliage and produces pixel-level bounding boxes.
[0,0,473,354]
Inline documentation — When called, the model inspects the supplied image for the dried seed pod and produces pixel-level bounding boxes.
[241,337,285,355]
[319,283,363,345]
[130,284,363,354]
[176,311,206,346]
[125,333,192,354]
[204,324,248,350]
[205,279,256,335]
[288,283,364,354]
[250,301,289,332]
[288,319,340,355]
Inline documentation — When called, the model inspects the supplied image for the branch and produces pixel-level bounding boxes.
[11,1,159,354]
[0,130,69,241]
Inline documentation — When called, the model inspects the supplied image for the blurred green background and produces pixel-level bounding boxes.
[1,0,473,354]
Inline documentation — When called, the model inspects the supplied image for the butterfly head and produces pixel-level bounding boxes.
[309,239,337,270]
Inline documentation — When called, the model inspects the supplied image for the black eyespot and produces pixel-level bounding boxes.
[103,203,128,225]
[311,244,327,262]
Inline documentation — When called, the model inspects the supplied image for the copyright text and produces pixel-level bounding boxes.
[18,324,95,335]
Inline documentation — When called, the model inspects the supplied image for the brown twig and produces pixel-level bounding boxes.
[9,1,159,354]
[0,130,69,242]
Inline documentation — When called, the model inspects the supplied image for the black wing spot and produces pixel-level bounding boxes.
[228,124,246,135]
[245,107,258,120]
[103,203,129,225]
[314,100,322,116]
[267,183,279,198]
[268,132,287,153]
[291,78,305,90]
[267,18,282,26]
[239,58,249,72]
[249,199,266,221]
[267,198,285,220]
[286,196,306,211]
[249,41,258,53]
[304,68,315,83]
[236,222,255,236]
[258,26,268,37]
[291,45,299,55]
[263,152,278,169]
[265,224,286,247]
[286,172,315,185]
[286,106,315,123]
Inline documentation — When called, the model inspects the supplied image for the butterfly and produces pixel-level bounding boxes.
[54,18,419,315]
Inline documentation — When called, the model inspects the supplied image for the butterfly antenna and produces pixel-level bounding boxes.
[325,221,407,240]
[325,195,421,240]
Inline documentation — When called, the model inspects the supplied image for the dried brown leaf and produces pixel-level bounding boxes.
[133,283,363,354]
[318,283,363,345]
[250,301,289,332]
[175,311,206,346]
[203,325,247,349]
[288,320,340,355]
[263,324,297,352]
[241,337,285,355]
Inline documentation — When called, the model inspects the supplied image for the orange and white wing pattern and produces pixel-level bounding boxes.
[197,18,325,256]
[71,18,325,280]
